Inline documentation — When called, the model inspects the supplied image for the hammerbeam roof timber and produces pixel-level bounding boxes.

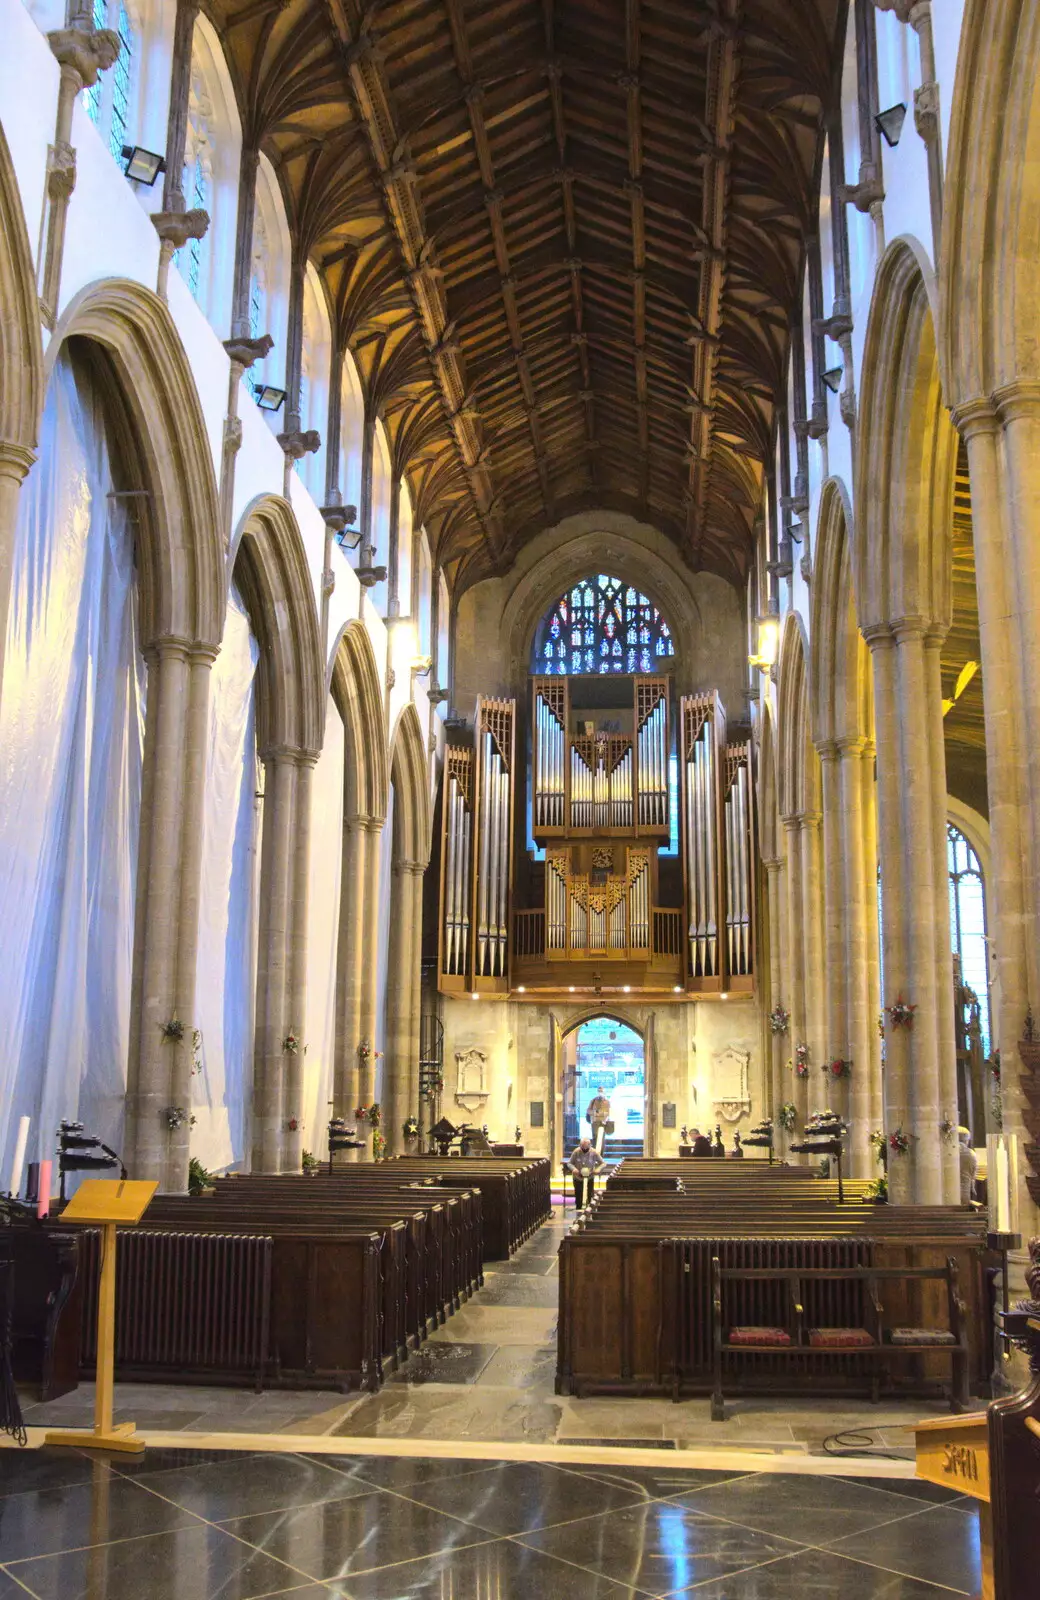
[211,0,839,591]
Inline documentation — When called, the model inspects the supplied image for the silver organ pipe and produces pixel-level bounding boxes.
[533,683,565,829]
[682,695,724,980]
[547,854,567,951]
[441,754,473,978]
[636,684,668,829]
[724,744,753,978]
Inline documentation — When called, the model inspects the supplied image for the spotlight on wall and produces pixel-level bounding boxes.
[822,366,844,394]
[748,614,780,673]
[334,526,362,550]
[874,103,907,148]
[673,985,683,994]
[120,145,165,186]
[470,992,479,1001]
[517,985,526,993]
[254,383,287,413]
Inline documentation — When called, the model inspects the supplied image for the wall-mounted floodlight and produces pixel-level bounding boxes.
[254,384,286,412]
[411,655,434,678]
[822,366,843,394]
[334,527,362,550]
[121,145,165,186]
[874,104,907,148]
[748,614,780,673]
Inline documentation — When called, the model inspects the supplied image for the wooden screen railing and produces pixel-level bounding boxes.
[653,907,682,957]
[513,909,546,957]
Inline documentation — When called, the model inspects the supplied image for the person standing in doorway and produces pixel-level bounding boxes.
[586,1085,611,1152]
[569,1136,605,1209]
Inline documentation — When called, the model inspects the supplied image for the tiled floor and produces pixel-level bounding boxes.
[0,1444,981,1598]
[16,1206,955,1459]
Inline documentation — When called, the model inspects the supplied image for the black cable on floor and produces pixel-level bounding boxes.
[821,1429,911,1461]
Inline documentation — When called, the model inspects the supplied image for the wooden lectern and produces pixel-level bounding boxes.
[43,1178,157,1454]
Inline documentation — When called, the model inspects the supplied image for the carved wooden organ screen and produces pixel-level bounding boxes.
[438,697,516,994]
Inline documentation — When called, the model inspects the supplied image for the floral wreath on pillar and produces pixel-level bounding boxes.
[888,1126,915,1155]
[356,1038,382,1066]
[768,1004,790,1036]
[885,998,916,1031]
[823,1057,852,1081]
[776,1103,797,1132]
[790,1042,810,1078]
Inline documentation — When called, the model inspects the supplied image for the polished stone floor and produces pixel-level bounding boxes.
[17,1205,953,1458]
[0,1444,981,1598]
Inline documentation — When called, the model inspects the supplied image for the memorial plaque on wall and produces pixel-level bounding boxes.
[530,1101,544,1128]
[662,1103,677,1129]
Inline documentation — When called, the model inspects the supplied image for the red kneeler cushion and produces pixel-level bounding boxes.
[808,1327,876,1349]
[728,1326,792,1347]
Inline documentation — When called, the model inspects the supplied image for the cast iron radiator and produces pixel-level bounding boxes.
[79,1230,272,1388]
[673,1236,873,1384]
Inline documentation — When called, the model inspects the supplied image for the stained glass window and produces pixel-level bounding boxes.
[531,574,675,676]
[84,0,109,125]
[186,155,209,300]
[948,824,991,1057]
[108,2,134,160]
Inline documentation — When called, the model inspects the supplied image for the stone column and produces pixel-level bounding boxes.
[0,444,36,711]
[799,812,826,1112]
[782,817,807,1135]
[818,743,850,1123]
[893,620,951,1204]
[252,748,298,1172]
[762,856,786,1118]
[283,754,314,1173]
[407,862,425,1129]
[382,857,414,1153]
[838,736,880,1175]
[859,739,884,1131]
[386,475,402,618]
[867,626,912,1202]
[152,0,208,298]
[357,816,384,1151]
[925,628,960,1202]
[125,638,214,1187]
[41,21,120,326]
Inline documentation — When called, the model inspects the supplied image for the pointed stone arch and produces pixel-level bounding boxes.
[810,478,872,748]
[49,278,223,651]
[776,612,819,821]
[0,119,43,458]
[329,620,389,825]
[855,238,955,635]
[232,493,324,758]
[389,701,432,870]
[940,0,1040,405]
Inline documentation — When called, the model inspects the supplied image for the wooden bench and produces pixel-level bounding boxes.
[710,1256,971,1419]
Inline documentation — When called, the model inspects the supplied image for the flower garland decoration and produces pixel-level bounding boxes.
[869,1129,887,1165]
[372,1130,387,1160]
[823,1057,852,1080]
[356,1038,383,1065]
[792,1042,810,1078]
[354,1103,382,1128]
[769,1004,790,1037]
[283,1029,300,1055]
[885,997,917,1031]
[777,1102,798,1132]
[403,1116,420,1140]
[888,1126,913,1155]
[939,1115,957,1144]
[161,1019,186,1042]
[162,1105,195,1130]
[877,1013,885,1038]
[287,1116,299,1133]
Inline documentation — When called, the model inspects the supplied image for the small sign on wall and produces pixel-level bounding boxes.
[530,1101,545,1128]
[662,1102,677,1129]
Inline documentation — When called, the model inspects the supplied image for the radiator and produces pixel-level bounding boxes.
[79,1230,272,1387]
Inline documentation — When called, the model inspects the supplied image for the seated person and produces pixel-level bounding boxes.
[689,1126,713,1158]
[569,1136,605,1208]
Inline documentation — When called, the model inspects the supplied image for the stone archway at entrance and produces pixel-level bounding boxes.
[552,1010,653,1168]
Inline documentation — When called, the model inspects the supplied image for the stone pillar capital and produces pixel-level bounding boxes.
[796,810,823,831]
[0,442,37,482]
[143,633,194,665]
[950,395,999,440]
[835,734,870,756]
[761,856,785,875]
[861,621,893,651]
[815,737,839,763]
[994,380,1040,426]
[890,615,929,644]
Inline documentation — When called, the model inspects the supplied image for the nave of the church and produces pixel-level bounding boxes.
[3,0,1040,1594]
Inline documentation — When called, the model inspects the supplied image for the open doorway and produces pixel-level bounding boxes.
[561,1016,646,1161]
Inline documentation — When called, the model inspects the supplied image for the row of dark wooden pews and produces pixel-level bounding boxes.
[558,1159,992,1408]
[17,1156,549,1398]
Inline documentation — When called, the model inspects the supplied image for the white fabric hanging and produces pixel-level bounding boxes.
[301,695,344,1159]
[0,347,145,1177]
[191,585,260,1173]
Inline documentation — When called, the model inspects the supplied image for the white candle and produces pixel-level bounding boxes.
[995,1140,1010,1233]
[7,1116,29,1197]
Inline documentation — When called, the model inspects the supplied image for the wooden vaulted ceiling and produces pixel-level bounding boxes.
[211,0,843,591]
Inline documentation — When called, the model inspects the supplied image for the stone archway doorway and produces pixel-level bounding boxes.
[555,1013,648,1167]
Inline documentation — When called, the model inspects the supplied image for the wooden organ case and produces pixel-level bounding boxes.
[438,696,516,995]
[437,675,755,999]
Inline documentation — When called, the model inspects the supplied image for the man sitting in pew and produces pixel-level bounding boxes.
[569,1137,605,1209]
[689,1127,713,1158]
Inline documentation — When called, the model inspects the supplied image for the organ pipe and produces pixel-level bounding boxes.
[439,750,473,978]
[681,692,725,982]
[723,741,754,979]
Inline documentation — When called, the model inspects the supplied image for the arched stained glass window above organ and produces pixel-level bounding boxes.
[531,574,675,676]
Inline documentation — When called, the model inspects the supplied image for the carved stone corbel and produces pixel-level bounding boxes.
[152,207,210,302]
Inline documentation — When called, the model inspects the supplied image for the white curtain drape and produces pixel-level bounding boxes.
[301,695,344,1159]
[191,585,260,1173]
[0,347,145,1177]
